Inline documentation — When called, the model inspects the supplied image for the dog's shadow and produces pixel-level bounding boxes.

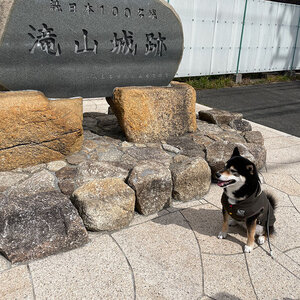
[152,206,247,249]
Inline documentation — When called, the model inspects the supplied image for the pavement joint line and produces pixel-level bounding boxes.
[283,246,300,255]
[109,235,137,300]
[292,175,300,185]
[262,181,294,197]
[201,252,244,257]
[288,195,300,214]
[26,264,37,300]
[281,253,300,269]
[202,200,222,211]
[265,144,300,151]
[267,160,300,165]
[243,252,259,300]
[129,202,209,229]
[269,242,300,272]
[128,210,173,229]
[179,211,205,297]
[270,250,300,281]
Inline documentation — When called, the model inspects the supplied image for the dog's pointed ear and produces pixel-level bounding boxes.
[246,165,254,175]
[231,147,240,158]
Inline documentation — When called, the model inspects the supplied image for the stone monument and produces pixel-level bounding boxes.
[0,0,183,98]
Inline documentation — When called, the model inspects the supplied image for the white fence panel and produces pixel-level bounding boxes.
[166,0,300,77]
[239,0,300,73]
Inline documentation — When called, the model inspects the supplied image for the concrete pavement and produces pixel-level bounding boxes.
[0,101,299,300]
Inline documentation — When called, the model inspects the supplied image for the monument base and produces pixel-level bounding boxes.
[107,81,197,143]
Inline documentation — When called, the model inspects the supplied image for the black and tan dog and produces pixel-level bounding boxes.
[216,147,277,253]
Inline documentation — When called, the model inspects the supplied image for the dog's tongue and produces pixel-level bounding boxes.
[217,180,230,187]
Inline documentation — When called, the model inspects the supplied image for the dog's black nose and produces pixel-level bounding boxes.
[215,172,221,179]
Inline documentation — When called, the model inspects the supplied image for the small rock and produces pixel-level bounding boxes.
[146,143,160,148]
[162,143,181,154]
[0,172,29,191]
[7,169,57,198]
[76,161,129,186]
[206,131,246,144]
[166,135,205,158]
[243,131,264,145]
[15,164,46,174]
[110,154,138,171]
[170,157,211,202]
[206,141,244,175]
[46,160,67,172]
[230,119,252,132]
[96,146,123,162]
[127,161,172,215]
[66,153,87,165]
[198,109,243,125]
[246,143,267,170]
[125,146,172,166]
[196,120,224,134]
[83,130,101,140]
[121,141,133,148]
[72,178,135,231]
[83,116,98,130]
[94,114,125,139]
[56,166,78,196]
[192,134,214,149]
[173,154,190,164]
[82,140,98,152]
[0,191,88,263]
[135,143,147,148]
[56,166,78,180]
[206,141,266,175]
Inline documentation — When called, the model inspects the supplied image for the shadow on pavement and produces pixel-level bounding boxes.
[152,207,247,250]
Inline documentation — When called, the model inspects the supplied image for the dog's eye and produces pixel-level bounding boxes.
[231,170,239,176]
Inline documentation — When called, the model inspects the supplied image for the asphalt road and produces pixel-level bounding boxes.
[196,81,300,137]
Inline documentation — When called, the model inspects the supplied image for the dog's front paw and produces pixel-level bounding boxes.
[257,236,265,245]
[218,231,227,239]
[244,245,253,253]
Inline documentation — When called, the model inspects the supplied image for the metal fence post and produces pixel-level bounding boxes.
[236,0,248,83]
[291,15,300,71]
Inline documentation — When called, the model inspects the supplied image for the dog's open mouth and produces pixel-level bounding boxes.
[217,179,236,187]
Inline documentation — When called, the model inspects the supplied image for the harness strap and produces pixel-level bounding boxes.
[266,202,274,258]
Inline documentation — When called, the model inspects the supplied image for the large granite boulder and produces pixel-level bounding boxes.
[107,81,197,143]
[0,191,88,263]
[0,91,83,171]
[72,178,136,231]
[170,156,211,202]
[127,161,172,215]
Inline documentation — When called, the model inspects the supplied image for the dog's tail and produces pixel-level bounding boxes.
[265,191,278,211]
[265,191,277,235]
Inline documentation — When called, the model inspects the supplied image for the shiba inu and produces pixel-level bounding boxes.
[216,147,277,254]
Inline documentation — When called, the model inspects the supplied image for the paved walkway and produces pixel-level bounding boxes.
[0,102,300,300]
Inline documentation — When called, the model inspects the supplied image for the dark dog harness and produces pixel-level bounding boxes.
[221,187,276,227]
